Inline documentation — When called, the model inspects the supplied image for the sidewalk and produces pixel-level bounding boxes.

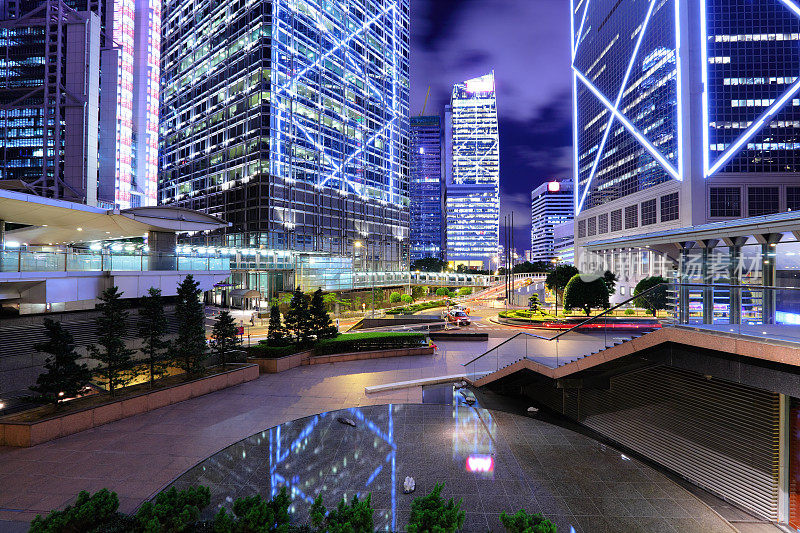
[0,338,502,525]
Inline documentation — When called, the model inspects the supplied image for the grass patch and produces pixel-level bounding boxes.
[385,299,452,315]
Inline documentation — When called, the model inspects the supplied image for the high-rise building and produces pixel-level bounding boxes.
[409,115,443,261]
[159,0,410,294]
[530,179,574,262]
[0,0,160,208]
[571,0,800,279]
[444,72,500,268]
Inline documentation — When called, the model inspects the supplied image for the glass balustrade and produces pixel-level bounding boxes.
[0,250,231,273]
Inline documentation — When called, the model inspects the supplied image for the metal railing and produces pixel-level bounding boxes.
[0,250,230,273]
[464,281,800,382]
[463,283,672,381]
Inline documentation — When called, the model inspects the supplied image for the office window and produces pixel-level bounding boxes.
[788,187,800,211]
[748,186,779,216]
[641,199,656,225]
[661,192,679,221]
[577,218,586,238]
[587,216,596,236]
[709,187,741,217]
[610,209,622,232]
[625,205,638,229]
[598,212,608,234]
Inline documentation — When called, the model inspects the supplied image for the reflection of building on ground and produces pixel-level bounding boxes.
[0,189,231,398]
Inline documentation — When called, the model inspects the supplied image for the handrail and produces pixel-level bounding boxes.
[462,282,670,367]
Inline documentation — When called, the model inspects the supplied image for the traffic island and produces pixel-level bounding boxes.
[0,363,259,447]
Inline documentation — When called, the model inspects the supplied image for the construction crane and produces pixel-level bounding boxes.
[419,86,430,116]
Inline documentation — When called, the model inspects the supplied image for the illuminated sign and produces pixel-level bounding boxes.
[465,74,495,94]
[547,181,561,193]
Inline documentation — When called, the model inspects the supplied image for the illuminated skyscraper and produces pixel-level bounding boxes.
[0,0,159,208]
[410,115,443,261]
[444,72,500,268]
[160,0,410,292]
[572,0,800,265]
[530,179,574,262]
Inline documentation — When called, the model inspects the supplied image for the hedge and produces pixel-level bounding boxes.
[314,331,427,356]
[385,299,451,315]
[246,343,303,359]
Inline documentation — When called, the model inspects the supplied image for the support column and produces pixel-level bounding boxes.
[698,239,718,325]
[0,219,5,248]
[677,242,692,324]
[148,230,178,271]
[756,233,781,324]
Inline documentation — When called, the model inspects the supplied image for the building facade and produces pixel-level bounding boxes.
[571,0,800,292]
[0,0,159,208]
[444,72,500,268]
[159,0,410,295]
[530,179,574,262]
[409,115,443,261]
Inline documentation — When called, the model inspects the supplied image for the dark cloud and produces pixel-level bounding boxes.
[411,0,573,253]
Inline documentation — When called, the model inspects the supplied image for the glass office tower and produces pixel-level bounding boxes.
[530,179,574,262]
[0,0,160,208]
[409,115,443,261]
[444,72,500,268]
[572,0,800,262]
[159,0,411,280]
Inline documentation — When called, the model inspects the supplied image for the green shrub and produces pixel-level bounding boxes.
[389,292,402,303]
[435,287,449,297]
[310,493,374,533]
[406,483,464,533]
[400,294,413,304]
[500,509,557,533]
[135,486,210,532]
[213,487,291,532]
[247,343,302,359]
[624,308,635,316]
[314,332,426,355]
[29,489,120,533]
[458,287,473,296]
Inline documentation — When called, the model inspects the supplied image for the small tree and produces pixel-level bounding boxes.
[29,490,120,533]
[406,483,465,533]
[603,270,619,295]
[310,288,338,340]
[138,287,170,387]
[88,286,136,396]
[458,287,473,296]
[410,256,447,272]
[545,264,579,309]
[174,275,208,377]
[284,287,313,344]
[500,509,556,533]
[267,304,289,346]
[213,488,291,532]
[136,486,210,532]
[634,275,669,316]
[389,291,402,303]
[210,310,241,368]
[563,274,610,316]
[371,288,386,304]
[30,319,92,405]
[401,293,413,304]
[435,287,449,297]
[310,493,374,533]
[528,293,541,313]
[411,285,427,300]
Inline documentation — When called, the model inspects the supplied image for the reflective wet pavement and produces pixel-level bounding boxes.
[165,399,734,533]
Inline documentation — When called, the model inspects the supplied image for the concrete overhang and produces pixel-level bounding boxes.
[583,210,800,251]
[0,189,230,245]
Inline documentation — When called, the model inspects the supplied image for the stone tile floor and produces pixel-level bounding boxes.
[0,339,497,525]
[166,403,736,533]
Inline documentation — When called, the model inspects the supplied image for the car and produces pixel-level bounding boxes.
[446,310,471,326]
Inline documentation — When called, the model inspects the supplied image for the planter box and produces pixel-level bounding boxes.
[249,350,314,373]
[249,345,434,374]
[0,363,259,447]
[308,345,434,365]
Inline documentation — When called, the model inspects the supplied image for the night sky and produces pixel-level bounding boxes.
[410,0,572,254]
